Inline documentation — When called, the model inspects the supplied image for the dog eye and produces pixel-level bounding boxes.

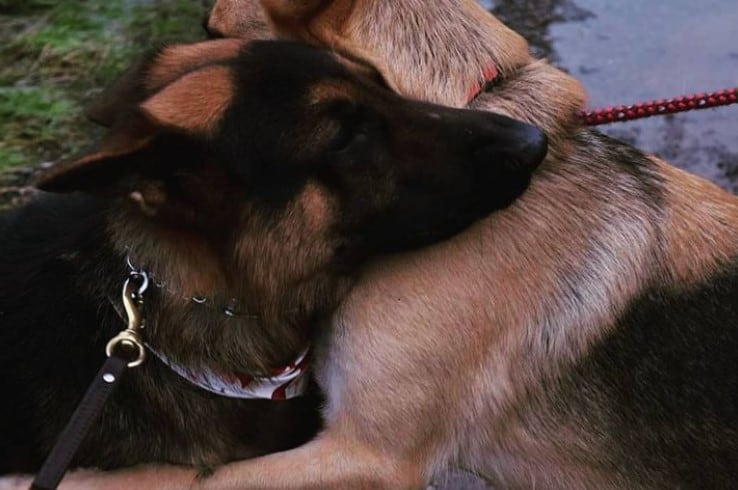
[326,101,369,154]
[329,122,367,153]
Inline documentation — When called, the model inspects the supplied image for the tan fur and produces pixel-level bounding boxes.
[142,65,234,134]
[307,147,664,489]
[258,0,532,108]
[654,157,738,285]
[233,180,342,324]
[208,0,273,40]
[469,60,587,143]
[146,39,244,93]
[209,1,531,106]
[298,182,333,232]
[84,39,247,128]
[200,2,738,488]
[42,2,738,488]
[337,0,531,107]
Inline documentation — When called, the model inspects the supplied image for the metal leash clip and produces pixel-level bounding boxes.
[105,270,149,368]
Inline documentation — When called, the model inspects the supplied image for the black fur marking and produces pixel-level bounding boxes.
[580,130,667,209]
[547,258,738,487]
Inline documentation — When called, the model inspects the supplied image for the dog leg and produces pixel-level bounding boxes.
[193,432,425,490]
[0,433,425,490]
[0,468,196,490]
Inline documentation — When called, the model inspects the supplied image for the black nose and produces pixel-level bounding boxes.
[473,117,548,173]
[500,122,549,172]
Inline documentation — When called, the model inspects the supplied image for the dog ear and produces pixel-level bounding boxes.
[34,114,160,193]
[86,39,243,127]
[140,64,235,135]
[37,64,235,194]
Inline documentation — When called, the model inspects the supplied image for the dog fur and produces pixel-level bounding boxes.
[4,1,734,488]
[174,1,738,488]
[0,38,546,476]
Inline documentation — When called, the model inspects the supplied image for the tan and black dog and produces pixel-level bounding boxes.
[9,2,734,488]
[108,1,738,488]
[0,39,547,476]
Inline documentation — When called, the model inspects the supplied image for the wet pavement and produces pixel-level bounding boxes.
[438,1,737,488]
[486,0,738,192]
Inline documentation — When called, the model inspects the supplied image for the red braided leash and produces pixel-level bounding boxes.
[582,87,738,126]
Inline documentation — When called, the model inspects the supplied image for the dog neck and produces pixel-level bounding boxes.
[470,60,587,145]
[104,205,328,377]
[340,0,531,107]
[341,1,586,140]
[105,259,312,399]
[146,343,311,400]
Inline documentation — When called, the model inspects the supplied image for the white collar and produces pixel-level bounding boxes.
[146,345,310,400]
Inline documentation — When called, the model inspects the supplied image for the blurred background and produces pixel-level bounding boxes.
[0,0,207,206]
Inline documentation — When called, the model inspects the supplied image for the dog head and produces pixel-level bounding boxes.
[204,1,587,139]
[205,0,533,108]
[38,40,546,369]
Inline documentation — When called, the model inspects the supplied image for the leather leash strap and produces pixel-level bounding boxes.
[31,355,129,490]
[31,271,149,490]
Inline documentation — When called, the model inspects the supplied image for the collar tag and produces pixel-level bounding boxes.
[147,346,310,400]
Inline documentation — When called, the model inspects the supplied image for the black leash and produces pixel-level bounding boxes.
[31,271,150,490]
[31,356,128,490]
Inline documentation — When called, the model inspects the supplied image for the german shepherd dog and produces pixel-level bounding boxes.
[0,39,547,476]
[93,1,738,488]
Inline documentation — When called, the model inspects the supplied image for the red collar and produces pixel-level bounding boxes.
[112,261,311,401]
[466,65,500,105]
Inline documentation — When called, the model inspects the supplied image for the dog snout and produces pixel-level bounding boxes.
[473,117,548,173]
[418,107,548,173]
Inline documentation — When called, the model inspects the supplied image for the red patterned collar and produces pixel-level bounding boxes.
[466,65,501,105]
[147,346,310,400]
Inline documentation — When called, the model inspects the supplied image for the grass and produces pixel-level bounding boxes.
[0,0,210,172]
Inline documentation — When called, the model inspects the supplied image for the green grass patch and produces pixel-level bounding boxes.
[0,0,209,171]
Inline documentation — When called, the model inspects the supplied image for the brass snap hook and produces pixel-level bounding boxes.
[106,272,149,368]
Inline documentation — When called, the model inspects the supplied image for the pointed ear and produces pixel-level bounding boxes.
[35,115,159,193]
[86,40,244,127]
[37,64,235,193]
[139,64,235,135]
